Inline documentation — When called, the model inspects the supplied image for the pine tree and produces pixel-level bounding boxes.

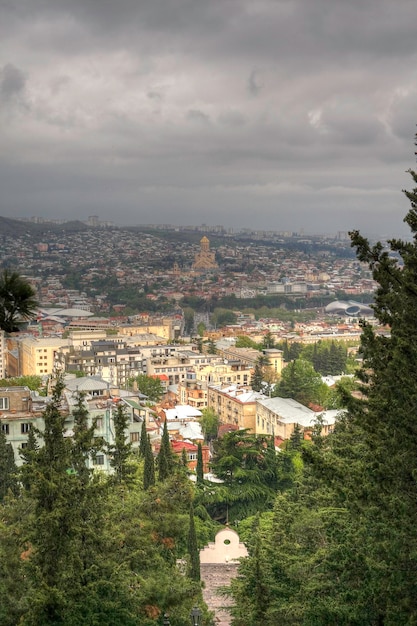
[72,392,101,483]
[139,417,147,457]
[19,427,39,491]
[157,419,173,481]
[187,502,200,582]
[251,362,263,392]
[288,423,303,451]
[230,137,417,624]
[181,446,188,468]
[143,434,155,490]
[108,402,133,484]
[196,442,204,483]
[0,428,18,501]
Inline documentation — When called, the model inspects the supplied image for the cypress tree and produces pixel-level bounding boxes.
[251,362,263,392]
[187,502,200,582]
[19,426,39,491]
[158,419,173,481]
[196,442,204,483]
[72,392,100,483]
[181,446,188,468]
[143,434,155,490]
[108,402,133,484]
[231,138,417,624]
[138,416,147,458]
[0,428,18,501]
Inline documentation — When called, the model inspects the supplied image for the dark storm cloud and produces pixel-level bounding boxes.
[1,0,417,235]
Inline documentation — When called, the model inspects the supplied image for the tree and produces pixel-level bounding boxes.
[143,434,155,490]
[0,375,43,391]
[19,427,39,491]
[235,335,260,349]
[0,428,18,501]
[262,331,275,349]
[132,374,164,403]
[187,502,200,582]
[199,407,220,443]
[196,442,204,483]
[230,135,417,624]
[208,430,280,523]
[0,269,38,333]
[251,361,264,392]
[138,417,148,457]
[157,419,173,481]
[207,338,217,354]
[108,402,133,484]
[274,358,325,406]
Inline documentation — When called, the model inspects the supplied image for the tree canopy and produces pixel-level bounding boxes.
[228,136,417,625]
[0,269,38,333]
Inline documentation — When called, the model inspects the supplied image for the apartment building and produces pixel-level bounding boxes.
[178,361,252,409]
[0,378,145,471]
[145,349,217,386]
[55,339,144,387]
[255,397,337,439]
[207,384,267,433]
[215,346,284,377]
[18,336,69,376]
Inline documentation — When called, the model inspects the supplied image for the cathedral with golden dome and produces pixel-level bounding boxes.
[192,236,218,272]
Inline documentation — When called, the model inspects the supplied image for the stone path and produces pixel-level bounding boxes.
[200,563,238,626]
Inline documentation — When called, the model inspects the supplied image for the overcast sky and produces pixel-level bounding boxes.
[1,0,417,236]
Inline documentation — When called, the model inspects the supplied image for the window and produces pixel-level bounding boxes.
[188,453,197,461]
[21,423,31,433]
[1,423,9,434]
[93,454,105,466]
[21,442,28,449]
[0,398,9,410]
[95,417,103,429]
[130,432,140,442]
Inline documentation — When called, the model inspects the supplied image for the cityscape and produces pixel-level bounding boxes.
[2,0,417,623]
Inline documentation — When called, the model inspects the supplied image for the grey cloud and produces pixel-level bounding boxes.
[248,69,262,96]
[1,0,417,236]
[186,109,211,125]
[0,64,26,100]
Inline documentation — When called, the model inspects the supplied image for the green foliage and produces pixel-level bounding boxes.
[187,502,201,582]
[139,417,148,457]
[143,434,155,490]
[235,335,261,349]
[207,338,217,354]
[158,420,173,482]
[199,407,220,443]
[196,443,204,484]
[0,378,205,625]
[0,429,18,501]
[131,374,164,403]
[0,269,38,333]
[0,375,43,391]
[210,307,238,328]
[207,430,283,523]
[230,141,417,624]
[251,354,272,392]
[250,362,264,392]
[107,402,133,484]
[274,358,327,406]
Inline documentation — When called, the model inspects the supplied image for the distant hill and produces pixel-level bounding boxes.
[0,216,91,236]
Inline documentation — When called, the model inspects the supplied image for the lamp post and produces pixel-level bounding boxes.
[190,606,202,625]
